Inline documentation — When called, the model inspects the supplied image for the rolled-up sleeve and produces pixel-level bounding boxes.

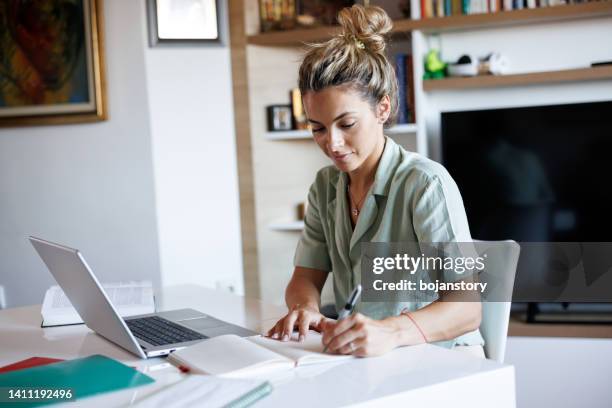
[293,181,332,272]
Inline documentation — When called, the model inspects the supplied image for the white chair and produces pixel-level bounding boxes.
[474,240,520,363]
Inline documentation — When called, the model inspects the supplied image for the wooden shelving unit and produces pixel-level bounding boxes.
[248,2,612,46]
[509,316,612,339]
[402,0,612,33]
[268,220,305,231]
[423,65,612,91]
[265,123,418,141]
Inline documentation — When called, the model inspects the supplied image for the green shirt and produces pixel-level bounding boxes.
[293,136,484,348]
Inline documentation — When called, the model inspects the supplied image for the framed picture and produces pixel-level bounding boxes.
[267,105,293,131]
[148,0,220,45]
[0,0,107,127]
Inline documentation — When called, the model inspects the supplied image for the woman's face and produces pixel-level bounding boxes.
[302,85,390,173]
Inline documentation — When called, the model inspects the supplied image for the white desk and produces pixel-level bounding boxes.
[0,285,515,407]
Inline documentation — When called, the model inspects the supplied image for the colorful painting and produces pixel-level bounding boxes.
[0,0,106,126]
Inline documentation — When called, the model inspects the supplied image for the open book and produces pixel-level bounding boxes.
[167,331,352,378]
[41,281,155,327]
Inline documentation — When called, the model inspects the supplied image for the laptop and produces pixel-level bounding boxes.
[29,236,256,359]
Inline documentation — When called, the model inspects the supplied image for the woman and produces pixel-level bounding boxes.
[266,5,484,358]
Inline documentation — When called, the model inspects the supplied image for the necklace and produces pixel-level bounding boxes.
[347,183,370,217]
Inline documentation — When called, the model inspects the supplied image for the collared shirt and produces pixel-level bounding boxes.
[293,136,484,348]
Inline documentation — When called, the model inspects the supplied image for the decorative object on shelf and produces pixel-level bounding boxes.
[297,201,308,220]
[267,105,294,131]
[447,53,509,77]
[423,49,447,79]
[259,0,297,32]
[447,54,478,76]
[296,0,354,28]
[147,0,220,44]
[290,88,309,130]
[0,0,106,127]
[479,52,509,75]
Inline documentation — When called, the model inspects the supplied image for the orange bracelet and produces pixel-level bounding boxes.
[400,309,428,343]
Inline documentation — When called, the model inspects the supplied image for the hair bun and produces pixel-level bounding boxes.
[337,5,393,54]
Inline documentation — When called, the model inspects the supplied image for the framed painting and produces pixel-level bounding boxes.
[147,0,221,45]
[0,0,107,127]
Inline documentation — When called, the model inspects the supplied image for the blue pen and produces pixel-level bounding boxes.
[323,284,362,353]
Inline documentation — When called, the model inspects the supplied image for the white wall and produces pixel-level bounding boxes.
[0,0,161,307]
[0,0,245,307]
[143,0,244,294]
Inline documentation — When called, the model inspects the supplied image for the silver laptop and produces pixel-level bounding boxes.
[29,236,256,359]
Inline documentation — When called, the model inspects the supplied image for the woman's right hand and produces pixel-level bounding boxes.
[266,304,330,342]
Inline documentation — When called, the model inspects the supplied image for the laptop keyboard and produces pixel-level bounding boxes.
[125,316,207,346]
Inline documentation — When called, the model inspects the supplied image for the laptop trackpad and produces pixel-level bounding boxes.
[180,317,227,331]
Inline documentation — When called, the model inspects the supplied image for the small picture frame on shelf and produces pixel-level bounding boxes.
[147,0,220,45]
[267,105,294,131]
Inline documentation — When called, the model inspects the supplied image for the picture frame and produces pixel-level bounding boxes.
[147,0,221,45]
[267,105,294,131]
[0,0,107,127]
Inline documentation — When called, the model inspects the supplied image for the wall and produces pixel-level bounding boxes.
[143,0,244,294]
[0,0,245,307]
[0,0,161,307]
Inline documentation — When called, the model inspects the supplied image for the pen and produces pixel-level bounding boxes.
[322,284,362,353]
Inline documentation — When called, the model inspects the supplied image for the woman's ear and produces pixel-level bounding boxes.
[376,95,391,124]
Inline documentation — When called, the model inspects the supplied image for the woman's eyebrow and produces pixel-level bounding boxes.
[308,111,357,125]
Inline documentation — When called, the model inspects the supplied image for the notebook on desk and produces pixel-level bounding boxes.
[167,331,353,378]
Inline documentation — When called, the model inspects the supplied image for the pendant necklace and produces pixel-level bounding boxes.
[347,183,370,217]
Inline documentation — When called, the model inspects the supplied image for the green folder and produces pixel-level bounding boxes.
[0,354,154,407]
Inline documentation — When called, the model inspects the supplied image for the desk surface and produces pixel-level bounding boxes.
[0,285,515,407]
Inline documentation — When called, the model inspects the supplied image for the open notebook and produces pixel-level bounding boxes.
[167,331,352,378]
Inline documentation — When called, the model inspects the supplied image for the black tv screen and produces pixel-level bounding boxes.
[441,100,612,242]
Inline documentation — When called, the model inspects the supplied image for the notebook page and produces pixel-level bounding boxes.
[131,375,271,408]
[249,331,353,366]
[167,334,294,377]
[41,281,154,326]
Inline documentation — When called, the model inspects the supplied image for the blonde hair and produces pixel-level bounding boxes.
[298,5,398,127]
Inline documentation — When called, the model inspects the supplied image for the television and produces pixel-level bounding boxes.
[441,100,612,321]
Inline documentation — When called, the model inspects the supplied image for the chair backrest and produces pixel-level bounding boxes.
[474,240,520,363]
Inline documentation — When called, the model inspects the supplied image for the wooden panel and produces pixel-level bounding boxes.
[509,317,612,339]
[229,0,261,299]
[423,66,612,91]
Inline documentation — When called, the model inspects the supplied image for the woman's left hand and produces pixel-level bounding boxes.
[321,313,400,357]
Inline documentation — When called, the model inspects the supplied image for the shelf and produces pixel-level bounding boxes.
[404,1,612,33]
[265,123,418,140]
[509,316,612,339]
[248,2,612,46]
[423,66,612,91]
[265,129,312,140]
[385,123,419,135]
[268,220,304,231]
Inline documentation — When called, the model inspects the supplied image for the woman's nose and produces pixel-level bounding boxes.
[329,128,345,150]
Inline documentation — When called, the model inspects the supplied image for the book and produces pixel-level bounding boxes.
[395,54,408,125]
[41,281,155,327]
[0,355,154,408]
[0,357,64,374]
[406,54,416,124]
[131,375,272,408]
[167,331,352,378]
